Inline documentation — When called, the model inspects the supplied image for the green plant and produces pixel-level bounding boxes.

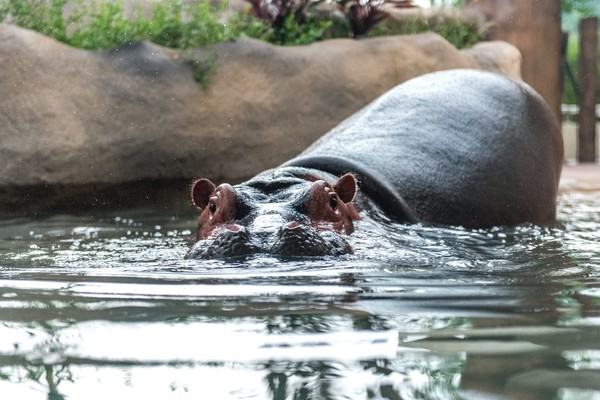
[145,0,186,47]
[189,48,219,90]
[273,13,334,44]
[151,1,228,49]
[367,10,481,49]
[0,0,77,42]
[238,0,342,44]
[0,0,231,86]
[435,17,481,48]
[67,0,228,50]
[367,13,428,37]
[0,0,229,50]
[561,0,595,14]
[429,0,466,7]
[0,0,487,88]
[69,1,144,49]
[228,10,335,45]
[226,11,274,41]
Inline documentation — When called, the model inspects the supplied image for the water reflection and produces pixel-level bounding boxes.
[0,191,598,398]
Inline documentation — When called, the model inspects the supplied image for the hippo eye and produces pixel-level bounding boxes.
[329,194,338,210]
[209,199,217,214]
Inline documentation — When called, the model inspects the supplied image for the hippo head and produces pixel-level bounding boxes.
[185,170,360,259]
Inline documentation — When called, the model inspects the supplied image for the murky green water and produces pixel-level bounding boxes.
[0,191,599,399]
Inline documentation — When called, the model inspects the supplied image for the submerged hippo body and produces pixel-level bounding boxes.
[186,69,563,259]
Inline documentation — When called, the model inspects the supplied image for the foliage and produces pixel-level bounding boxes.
[237,0,418,40]
[0,0,484,49]
[564,33,578,104]
[0,0,485,86]
[237,0,480,44]
[0,0,229,50]
[367,10,481,49]
[189,48,219,89]
[271,13,333,45]
[239,0,405,43]
[226,11,273,41]
[69,0,229,50]
[561,0,595,15]
[430,0,597,14]
[0,0,229,85]
[230,9,335,45]
[428,0,466,7]
[562,0,599,33]
[0,0,79,42]
[234,0,338,44]
[148,1,228,49]
[434,16,481,48]
[561,0,599,105]
[336,0,389,37]
[69,1,145,49]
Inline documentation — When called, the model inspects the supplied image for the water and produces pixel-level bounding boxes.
[0,190,599,399]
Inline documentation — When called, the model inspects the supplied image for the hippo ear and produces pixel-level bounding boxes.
[191,178,216,210]
[334,173,357,203]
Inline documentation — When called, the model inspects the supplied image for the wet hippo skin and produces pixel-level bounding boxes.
[187,69,564,259]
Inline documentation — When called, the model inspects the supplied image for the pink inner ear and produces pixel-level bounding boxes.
[191,178,216,209]
[334,173,357,203]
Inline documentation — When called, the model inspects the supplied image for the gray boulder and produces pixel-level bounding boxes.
[0,23,521,211]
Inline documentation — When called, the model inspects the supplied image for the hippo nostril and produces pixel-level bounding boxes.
[282,221,301,230]
[270,224,352,257]
[187,226,263,259]
[226,224,244,233]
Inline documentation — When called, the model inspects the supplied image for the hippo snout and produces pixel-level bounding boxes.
[185,222,352,259]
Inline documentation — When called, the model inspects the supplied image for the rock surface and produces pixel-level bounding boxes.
[0,23,522,212]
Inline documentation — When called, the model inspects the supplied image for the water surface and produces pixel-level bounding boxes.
[0,190,599,399]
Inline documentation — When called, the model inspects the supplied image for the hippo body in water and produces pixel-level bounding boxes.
[186,69,563,259]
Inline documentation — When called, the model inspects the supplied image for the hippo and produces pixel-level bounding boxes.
[185,69,563,259]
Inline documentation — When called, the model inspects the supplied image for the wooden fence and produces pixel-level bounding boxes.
[578,17,598,163]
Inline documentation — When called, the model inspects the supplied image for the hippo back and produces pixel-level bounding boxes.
[284,69,563,228]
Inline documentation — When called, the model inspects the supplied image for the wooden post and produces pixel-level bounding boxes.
[467,0,563,123]
[578,17,598,163]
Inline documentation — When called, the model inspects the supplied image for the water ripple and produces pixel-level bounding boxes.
[0,192,598,398]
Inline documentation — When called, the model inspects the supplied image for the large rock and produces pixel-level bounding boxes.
[0,23,521,212]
